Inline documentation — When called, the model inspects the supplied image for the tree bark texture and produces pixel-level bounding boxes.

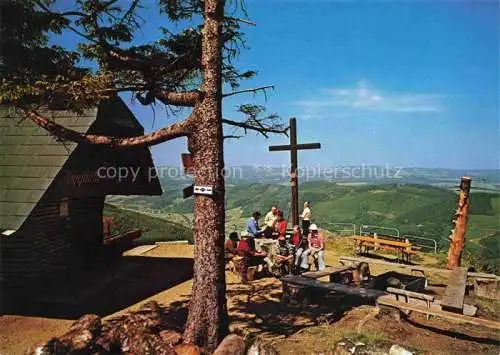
[182,0,228,351]
[447,176,471,269]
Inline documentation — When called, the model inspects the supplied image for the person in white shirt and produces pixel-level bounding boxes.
[263,205,278,238]
[300,201,311,235]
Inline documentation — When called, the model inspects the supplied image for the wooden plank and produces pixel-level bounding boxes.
[386,287,435,302]
[377,295,500,330]
[123,244,159,256]
[301,266,352,279]
[339,256,500,280]
[441,267,467,313]
[433,301,478,317]
[382,293,475,316]
[282,275,387,300]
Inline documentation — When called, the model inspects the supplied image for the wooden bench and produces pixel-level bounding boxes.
[377,295,500,330]
[386,287,434,302]
[349,236,419,263]
[386,287,435,319]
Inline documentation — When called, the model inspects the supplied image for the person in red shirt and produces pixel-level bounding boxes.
[275,210,288,239]
[237,231,269,268]
[291,225,301,247]
[225,232,239,262]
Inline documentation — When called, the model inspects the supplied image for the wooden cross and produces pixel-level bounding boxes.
[269,118,321,226]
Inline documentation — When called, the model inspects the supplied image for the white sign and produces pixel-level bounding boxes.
[194,185,214,196]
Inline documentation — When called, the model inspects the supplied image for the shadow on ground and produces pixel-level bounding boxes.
[1,255,193,319]
[224,275,499,354]
[405,317,500,346]
[225,277,373,339]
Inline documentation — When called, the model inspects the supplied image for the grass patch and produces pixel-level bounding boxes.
[273,326,395,354]
[471,296,500,321]
[298,326,349,350]
[325,234,356,257]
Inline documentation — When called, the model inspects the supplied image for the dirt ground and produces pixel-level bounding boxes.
[1,242,499,355]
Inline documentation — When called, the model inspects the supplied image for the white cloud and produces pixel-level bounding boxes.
[296,80,444,117]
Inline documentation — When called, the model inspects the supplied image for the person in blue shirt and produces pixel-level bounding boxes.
[247,211,264,238]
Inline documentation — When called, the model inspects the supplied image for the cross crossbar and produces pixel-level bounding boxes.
[268,143,321,151]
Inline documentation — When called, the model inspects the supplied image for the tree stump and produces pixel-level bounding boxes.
[447,177,471,268]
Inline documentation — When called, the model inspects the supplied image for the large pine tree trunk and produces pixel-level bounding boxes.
[183,0,228,351]
[447,177,471,269]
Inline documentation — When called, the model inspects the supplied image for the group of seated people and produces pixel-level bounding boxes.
[225,205,325,281]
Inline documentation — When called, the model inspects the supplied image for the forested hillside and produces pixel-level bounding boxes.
[103,204,193,244]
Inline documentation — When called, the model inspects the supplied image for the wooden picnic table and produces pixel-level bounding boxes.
[349,235,418,263]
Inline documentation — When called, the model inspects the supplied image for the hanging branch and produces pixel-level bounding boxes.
[24,109,192,148]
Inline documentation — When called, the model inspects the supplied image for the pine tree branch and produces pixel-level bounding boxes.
[222,118,289,138]
[225,16,256,26]
[34,0,100,44]
[118,0,141,26]
[25,109,191,148]
[34,0,157,71]
[222,85,274,98]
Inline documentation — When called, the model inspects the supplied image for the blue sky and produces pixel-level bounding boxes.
[54,1,500,169]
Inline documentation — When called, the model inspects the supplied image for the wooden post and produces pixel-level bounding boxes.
[447,177,471,269]
[290,118,299,227]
